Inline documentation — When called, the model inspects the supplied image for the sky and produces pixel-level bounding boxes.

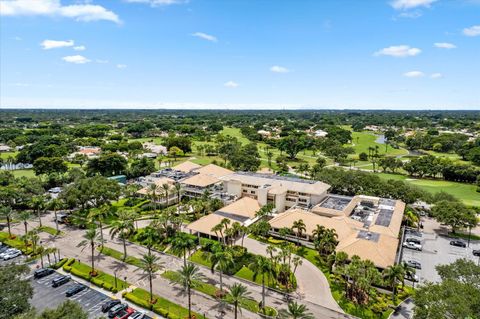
[0,0,479,110]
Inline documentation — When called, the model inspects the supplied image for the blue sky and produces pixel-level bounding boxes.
[0,0,479,109]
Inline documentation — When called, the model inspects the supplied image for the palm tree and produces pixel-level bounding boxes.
[48,198,63,234]
[141,225,161,254]
[249,256,276,312]
[0,206,14,237]
[383,264,405,301]
[171,232,197,266]
[227,283,251,319]
[77,226,103,275]
[88,204,112,247]
[174,182,182,204]
[279,301,314,319]
[148,183,158,212]
[176,263,204,319]
[18,211,31,236]
[30,195,46,227]
[109,211,135,260]
[140,252,164,304]
[161,183,171,207]
[36,245,46,268]
[292,255,302,275]
[291,219,306,245]
[210,247,234,293]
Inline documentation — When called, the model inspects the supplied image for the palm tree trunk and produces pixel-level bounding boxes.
[99,220,104,247]
[188,286,192,319]
[54,208,59,233]
[47,253,51,265]
[183,250,187,266]
[7,216,11,237]
[149,273,153,303]
[38,209,42,227]
[262,275,266,311]
[91,242,95,274]
[40,254,44,268]
[24,222,28,235]
[234,303,238,319]
[220,270,223,292]
[123,236,127,260]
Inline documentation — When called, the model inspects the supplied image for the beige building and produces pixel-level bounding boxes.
[220,172,330,213]
[187,197,261,238]
[136,177,179,205]
[179,163,234,198]
[268,195,405,269]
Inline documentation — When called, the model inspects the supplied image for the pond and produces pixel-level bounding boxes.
[375,134,386,144]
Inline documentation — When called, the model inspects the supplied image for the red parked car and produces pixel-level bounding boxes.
[114,307,134,319]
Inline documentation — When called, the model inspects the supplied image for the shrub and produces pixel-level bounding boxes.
[91,277,105,288]
[70,267,91,281]
[125,292,153,310]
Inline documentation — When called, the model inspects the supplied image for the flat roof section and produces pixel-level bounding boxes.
[375,209,394,227]
[319,195,353,211]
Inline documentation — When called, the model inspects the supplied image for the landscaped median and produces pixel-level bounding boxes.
[61,258,129,292]
[123,287,206,319]
[0,231,34,254]
[36,225,64,236]
[98,246,143,268]
[162,270,277,317]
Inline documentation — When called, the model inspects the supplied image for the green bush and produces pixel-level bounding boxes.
[70,266,91,281]
[124,292,153,310]
[91,277,105,288]
[50,258,68,269]
[63,265,72,272]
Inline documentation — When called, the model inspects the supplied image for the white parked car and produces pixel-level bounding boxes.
[0,248,18,258]
[3,250,21,260]
[403,241,422,251]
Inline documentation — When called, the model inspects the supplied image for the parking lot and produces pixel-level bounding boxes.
[401,228,480,284]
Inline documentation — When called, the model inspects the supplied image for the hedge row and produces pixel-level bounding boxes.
[62,259,128,293]
[49,258,68,269]
[124,288,205,319]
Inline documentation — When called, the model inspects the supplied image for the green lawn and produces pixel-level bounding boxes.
[220,127,250,144]
[98,246,144,268]
[376,173,480,206]
[12,169,35,178]
[349,131,408,157]
[64,259,129,291]
[0,151,17,160]
[188,250,213,268]
[37,226,63,236]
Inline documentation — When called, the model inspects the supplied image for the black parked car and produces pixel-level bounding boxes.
[450,240,466,248]
[66,284,87,297]
[34,268,55,279]
[102,299,121,313]
[473,250,480,257]
[52,275,71,287]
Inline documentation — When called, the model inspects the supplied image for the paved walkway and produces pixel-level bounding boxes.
[10,211,352,319]
[239,237,344,313]
[389,298,414,319]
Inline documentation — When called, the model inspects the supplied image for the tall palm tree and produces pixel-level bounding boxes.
[140,252,164,304]
[279,301,314,319]
[30,195,46,227]
[48,198,63,234]
[0,206,14,237]
[210,247,234,293]
[171,232,197,266]
[36,245,46,268]
[291,219,306,245]
[383,264,406,301]
[174,183,182,204]
[109,211,135,260]
[77,226,103,275]
[18,211,31,236]
[148,183,158,212]
[176,263,204,319]
[249,256,275,312]
[141,225,161,254]
[227,283,251,319]
[88,204,112,247]
[161,183,170,207]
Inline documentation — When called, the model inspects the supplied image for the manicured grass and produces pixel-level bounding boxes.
[64,259,129,292]
[124,287,205,319]
[188,250,212,268]
[162,270,277,316]
[37,226,63,236]
[0,151,17,159]
[0,231,33,254]
[220,127,250,144]
[98,246,144,268]
[12,169,35,178]
[376,173,480,206]
[234,266,278,289]
[350,131,408,157]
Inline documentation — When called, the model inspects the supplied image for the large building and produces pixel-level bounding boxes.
[268,194,405,269]
[220,172,330,213]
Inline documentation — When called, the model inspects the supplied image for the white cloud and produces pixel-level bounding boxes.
[224,81,239,88]
[62,55,90,64]
[374,45,421,57]
[270,65,290,73]
[95,59,109,64]
[403,71,425,78]
[434,42,456,49]
[41,39,74,50]
[0,0,121,24]
[390,0,437,10]
[463,25,480,36]
[191,32,217,42]
[116,64,127,69]
[430,73,443,79]
[398,10,422,18]
[73,45,86,51]
[124,0,187,6]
